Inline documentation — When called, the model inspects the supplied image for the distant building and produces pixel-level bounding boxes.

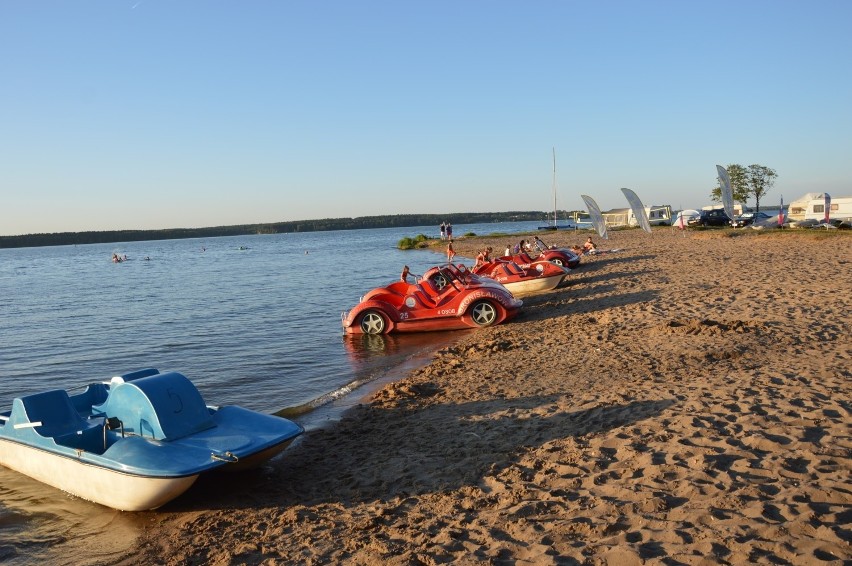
[701,203,745,216]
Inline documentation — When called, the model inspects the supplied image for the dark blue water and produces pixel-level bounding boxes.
[0,221,540,565]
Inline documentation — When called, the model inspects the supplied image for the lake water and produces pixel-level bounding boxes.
[0,220,540,565]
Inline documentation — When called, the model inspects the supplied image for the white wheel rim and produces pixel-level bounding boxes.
[361,312,385,334]
[472,302,496,326]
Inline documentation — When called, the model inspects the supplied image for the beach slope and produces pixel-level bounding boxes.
[125,229,851,565]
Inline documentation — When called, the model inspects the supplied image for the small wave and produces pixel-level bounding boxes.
[274,373,378,418]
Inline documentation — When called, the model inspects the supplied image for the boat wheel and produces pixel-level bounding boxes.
[550,258,564,267]
[470,301,498,327]
[432,273,449,291]
[359,310,387,334]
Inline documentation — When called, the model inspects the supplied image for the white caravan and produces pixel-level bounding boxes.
[786,193,852,225]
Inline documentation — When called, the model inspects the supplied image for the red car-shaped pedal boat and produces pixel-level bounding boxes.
[472,259,569,297]
[521,236,582,268]
[342,264,522,334]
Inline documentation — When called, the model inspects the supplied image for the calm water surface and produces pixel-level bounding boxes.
[0,221,539,564]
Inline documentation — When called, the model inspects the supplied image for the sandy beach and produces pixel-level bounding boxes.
[122,228,850,565]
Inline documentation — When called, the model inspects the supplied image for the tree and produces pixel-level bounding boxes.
[710,163,778,214]
[745,164,778,214]
[710,164,749,207]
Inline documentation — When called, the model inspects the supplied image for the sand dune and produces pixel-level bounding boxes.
[123,228,851,565]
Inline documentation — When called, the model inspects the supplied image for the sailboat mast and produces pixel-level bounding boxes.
[552,147,557,226]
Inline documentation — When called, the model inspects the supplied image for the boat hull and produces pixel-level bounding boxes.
[215,437,298,472]
[0,438,198,511]
[0,369,305,511]
[473,259,568,297]
[499,273,565,296]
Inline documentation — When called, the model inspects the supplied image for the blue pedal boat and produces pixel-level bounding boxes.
[0,369,304,511]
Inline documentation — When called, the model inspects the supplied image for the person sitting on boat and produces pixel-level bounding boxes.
[401,265,410,283]
[473,247,493,269]
[532,236,550,255]
[473,250,486,269]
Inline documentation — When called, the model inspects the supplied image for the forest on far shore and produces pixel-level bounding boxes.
[0,211,564,249]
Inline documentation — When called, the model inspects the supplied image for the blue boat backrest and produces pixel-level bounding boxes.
[70,383,110,414]
[93,371,215,441]
[119,368,160,382]
[18,389,89,438]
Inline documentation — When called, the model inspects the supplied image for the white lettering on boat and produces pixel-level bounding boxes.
[459,290,512,312]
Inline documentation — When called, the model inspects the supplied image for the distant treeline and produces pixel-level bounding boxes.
[0,211,556,249]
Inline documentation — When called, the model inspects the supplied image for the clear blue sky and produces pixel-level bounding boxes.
[2,1,850,236]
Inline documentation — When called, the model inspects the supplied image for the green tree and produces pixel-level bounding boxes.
[710,164,749,206]
[711,163,778,214]
[745,164,778,214]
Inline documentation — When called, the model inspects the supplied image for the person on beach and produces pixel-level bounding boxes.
[474,249,486,269]
[513,240,526,254]
[446,223,453,239]
[505,243,512,257]
[583,236,597,254]
[439,222,446,240]
[447,240,456,263]
[474,247,492,269]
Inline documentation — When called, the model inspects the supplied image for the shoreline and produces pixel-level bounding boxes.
[122,228,850,565]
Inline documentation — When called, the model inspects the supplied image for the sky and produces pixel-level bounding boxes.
[2,1,851,236]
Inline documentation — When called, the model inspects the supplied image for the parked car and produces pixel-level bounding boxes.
[732,211,772,227]
[689,209,732,227]
[671,209,700,227]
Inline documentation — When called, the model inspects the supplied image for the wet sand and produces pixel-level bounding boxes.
[122,228,850,565]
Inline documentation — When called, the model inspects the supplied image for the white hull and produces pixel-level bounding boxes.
[501,274,564,297]
[0,438,198,511]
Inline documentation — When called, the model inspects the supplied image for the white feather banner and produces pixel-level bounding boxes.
[716,165,735,224]
[621,187,652,234]
[580,195,608,240]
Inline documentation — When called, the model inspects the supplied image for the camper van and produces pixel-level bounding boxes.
[786,193,852,225]
[600,205,672,228]
[644,205,673,226]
